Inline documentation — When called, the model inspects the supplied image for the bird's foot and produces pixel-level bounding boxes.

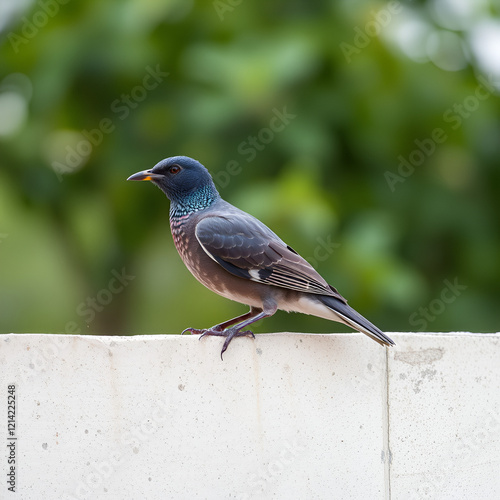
[181,326,223,336]
[219,328,255,360]
[181,326,255,359]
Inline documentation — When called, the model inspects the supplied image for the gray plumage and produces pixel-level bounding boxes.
[128,156,395,358]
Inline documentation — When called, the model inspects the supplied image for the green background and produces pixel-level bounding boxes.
[0,0,499,337]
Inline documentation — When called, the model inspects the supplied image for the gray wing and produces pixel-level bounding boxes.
[195,214,347,303]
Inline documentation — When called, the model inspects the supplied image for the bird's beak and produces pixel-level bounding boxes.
[127,169,162,181]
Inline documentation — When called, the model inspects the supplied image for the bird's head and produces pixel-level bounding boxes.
[127,156,219,208]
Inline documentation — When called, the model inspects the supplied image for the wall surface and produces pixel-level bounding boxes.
[1,332,499,500]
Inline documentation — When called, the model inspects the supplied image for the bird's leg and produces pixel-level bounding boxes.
[182,303,277,359]
[217,303,277,359]
[181,308,260,336]
[212,309,259,331]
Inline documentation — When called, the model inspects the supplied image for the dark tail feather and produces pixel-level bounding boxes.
[318,295,395,347]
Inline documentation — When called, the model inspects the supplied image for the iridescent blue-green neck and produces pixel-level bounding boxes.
[169,184,220,219]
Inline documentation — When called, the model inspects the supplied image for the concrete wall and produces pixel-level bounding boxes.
[1,332,499,499]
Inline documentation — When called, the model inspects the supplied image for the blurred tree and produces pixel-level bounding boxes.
[0,0,499,336]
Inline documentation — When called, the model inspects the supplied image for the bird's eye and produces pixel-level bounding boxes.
[169,165,181,175]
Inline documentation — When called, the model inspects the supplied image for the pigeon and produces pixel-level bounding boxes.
[128,156,395,358]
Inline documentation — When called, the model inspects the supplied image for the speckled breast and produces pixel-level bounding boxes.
[170,214,191,259]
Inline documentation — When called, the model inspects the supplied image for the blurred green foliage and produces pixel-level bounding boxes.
[0,0,499,337]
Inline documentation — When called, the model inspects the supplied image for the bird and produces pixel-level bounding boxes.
[127,156,395,358]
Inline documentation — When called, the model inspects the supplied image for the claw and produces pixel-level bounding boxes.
[199,330,211,340]
[181,327,199,335]
[219,329,256,360]
[182,324,256,359]
[199,329,226,339]
[182,326,256,359]
[220,333,235,360]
